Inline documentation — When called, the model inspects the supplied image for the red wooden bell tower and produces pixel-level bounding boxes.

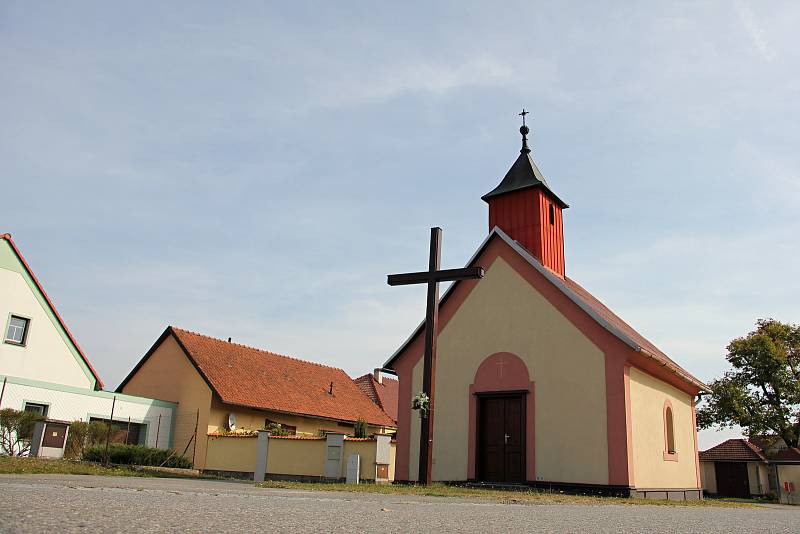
[482,114,569,277]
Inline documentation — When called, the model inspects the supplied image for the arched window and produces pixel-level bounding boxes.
[664,404,676,455]
[665,407,675,453]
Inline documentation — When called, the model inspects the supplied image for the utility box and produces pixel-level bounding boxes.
[30,421,69,459]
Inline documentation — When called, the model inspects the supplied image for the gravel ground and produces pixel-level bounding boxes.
[0,475,797,533]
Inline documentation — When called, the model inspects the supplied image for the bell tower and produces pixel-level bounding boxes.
[482,111,569,277]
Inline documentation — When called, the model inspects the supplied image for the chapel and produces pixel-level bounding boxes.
[384,121,708,500]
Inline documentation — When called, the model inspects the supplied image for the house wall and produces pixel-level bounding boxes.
[406,256,609,484]
[0,374,175,448]
[776,464,800,505]
[0,241,95,389]
[628,367,698,489]
[700,461,717,493]
[207,399,387,437]
[120,334,213,468]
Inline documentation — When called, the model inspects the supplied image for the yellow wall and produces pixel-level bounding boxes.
[409,257,609,484]
[205,435,258,472]
[208,399,386,437]
[266,438,327,476]
[204,435,394,481]
[629,367,697,489]
[344,440,378,480]
[120,335,213,469]
[0,267,94,388]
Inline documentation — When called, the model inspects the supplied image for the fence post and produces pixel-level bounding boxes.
[126,417,131,445]
[0,377,7,409]
[103,396,117,466]
[254,430,270,482]
[191,409,199,467]
[155,414,161,449]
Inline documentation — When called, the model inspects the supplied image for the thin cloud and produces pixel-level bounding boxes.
[735,1,777,62]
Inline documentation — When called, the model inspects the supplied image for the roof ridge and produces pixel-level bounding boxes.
[170,326,349,374]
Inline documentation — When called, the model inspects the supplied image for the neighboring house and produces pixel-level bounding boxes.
[354,369,399,425]
[384,127,708,500]
[699,439,769,498]
[700,438,800,504]
[0,234,175,452]
[117,326,396,470]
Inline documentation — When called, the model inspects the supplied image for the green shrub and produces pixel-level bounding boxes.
[0,408,44,456]
[82,443,192,469]
[65,421,107,459]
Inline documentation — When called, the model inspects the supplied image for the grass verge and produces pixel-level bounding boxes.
[0,456,157,477]
[257,480,754,507]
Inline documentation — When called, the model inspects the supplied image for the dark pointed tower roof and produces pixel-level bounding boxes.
[481,120,569,208]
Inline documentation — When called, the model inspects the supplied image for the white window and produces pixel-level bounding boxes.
[5,315,30,345]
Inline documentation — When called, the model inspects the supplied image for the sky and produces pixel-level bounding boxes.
[2,2,798,450]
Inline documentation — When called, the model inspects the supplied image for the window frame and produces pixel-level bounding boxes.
[23,401,50,418]
[663,400,678,461]
[4,313,31,346]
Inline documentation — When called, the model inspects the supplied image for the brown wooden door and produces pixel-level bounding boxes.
[478,394,526,483]
[41,423,68,449]
[714,462,750,498]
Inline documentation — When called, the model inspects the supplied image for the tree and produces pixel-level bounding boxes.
[697,319,800,448]
[0,408,45,456]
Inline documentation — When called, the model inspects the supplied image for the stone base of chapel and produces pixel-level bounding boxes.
[397,480,704,501]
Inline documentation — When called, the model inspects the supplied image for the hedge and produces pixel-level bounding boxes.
[82,443,192,469]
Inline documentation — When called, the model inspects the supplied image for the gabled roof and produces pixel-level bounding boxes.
[0,233,103,389]
[384,228,708,392]
[699,439,767,462]
[481,152,569,208]
[118,327,395,428]
[354,373,399,423]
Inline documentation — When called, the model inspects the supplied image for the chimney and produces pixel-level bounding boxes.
[373,368,384,384]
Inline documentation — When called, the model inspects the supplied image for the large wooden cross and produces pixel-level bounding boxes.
[387,227,484,485]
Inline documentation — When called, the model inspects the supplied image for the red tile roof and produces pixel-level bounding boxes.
[354,373,399,423]
[699,439,767,462]
[563,277,706,391]
[772,447,800,463]
[0,233,103,389]
[160,327,395,427]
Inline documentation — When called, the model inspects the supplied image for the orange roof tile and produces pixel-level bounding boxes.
[354,373,399,423]
[162,327,395,428]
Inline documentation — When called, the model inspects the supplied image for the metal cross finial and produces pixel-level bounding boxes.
[519,109,529,127]
[519,109,531,154]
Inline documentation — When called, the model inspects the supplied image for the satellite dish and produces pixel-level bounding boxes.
[227,413,236,431]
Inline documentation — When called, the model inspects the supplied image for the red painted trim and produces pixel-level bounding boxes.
[467,353,535,481]
[0,234,104,389]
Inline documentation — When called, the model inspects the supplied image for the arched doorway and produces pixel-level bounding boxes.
[468,352,535,483]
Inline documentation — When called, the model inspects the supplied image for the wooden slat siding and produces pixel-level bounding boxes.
[487,188,565,277]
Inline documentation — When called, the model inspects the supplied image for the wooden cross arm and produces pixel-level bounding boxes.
[387,266,485,286]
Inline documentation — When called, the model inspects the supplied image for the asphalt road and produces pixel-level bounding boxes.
[0,475,797,533]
